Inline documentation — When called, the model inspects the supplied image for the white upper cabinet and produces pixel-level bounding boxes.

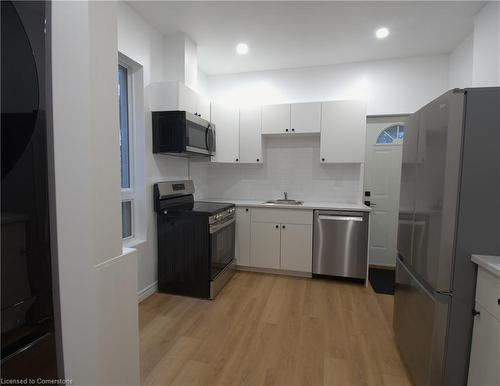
[211,103,240,163]
[148,81,211,120]
[239,107,263,163]
[196,96,211,121]
[290,102,321,134]
[320,100,366,163]
[262,102,321,134]
[261,104,291,134]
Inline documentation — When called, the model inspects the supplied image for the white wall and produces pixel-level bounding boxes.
[191,137,361,203]
[206,55,450,115]
[472,1,500,87]
[449,34,474,88]
[52,1,139,384]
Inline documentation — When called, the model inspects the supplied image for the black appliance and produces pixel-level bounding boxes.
[1,0,60,380]
[152,111,216,157]
[154,180,235,299]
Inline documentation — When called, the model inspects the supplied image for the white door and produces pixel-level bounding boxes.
[261,104,290,134]
[239,106,263,163]
[320,100,366,163]
[250,222,281,269]
[235,207,251,266]
[290,102,321,134]
[364,117,406,267]
[280,223,313,272]
[211,103,240,163]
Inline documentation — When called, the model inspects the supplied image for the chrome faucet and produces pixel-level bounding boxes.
[284,192,288,200]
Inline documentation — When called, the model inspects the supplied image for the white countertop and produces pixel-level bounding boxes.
[200,198,371,212]
[472,255,500,279]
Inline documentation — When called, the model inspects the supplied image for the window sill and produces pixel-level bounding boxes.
[123,238,147,249]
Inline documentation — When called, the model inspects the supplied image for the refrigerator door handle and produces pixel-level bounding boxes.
[398,258,451,304]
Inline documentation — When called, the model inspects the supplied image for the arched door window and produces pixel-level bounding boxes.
[376,124,405,145]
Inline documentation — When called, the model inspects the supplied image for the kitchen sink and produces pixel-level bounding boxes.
[263,199,304,205]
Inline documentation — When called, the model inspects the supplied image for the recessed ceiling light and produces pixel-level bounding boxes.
[375,27,389,39]
[236,43,249,55]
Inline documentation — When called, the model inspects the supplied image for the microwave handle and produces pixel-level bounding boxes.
[210,127,216,153]
[207,124,215,153]
[205,126,210,151]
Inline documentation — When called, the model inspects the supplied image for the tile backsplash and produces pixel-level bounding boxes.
[190,135,363,203]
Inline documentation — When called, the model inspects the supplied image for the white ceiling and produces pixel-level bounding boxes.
[128,1,484,75]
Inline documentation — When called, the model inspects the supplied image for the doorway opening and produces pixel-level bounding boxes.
[364,117,408,269]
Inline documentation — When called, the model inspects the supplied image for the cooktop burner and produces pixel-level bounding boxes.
[192,201,234,215]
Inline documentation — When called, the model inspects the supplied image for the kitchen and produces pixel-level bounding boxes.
[1,1,499,386]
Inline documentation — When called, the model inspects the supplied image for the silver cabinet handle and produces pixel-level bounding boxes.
[318,215,363,222]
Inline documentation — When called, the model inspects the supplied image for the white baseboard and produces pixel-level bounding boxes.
[236,265,312,278]
[138,281,157,303]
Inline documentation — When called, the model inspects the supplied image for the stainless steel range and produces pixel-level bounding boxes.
[154,180,235,299]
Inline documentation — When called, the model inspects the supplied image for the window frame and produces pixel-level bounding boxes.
[375,124,405,145]
[118,60,135,241]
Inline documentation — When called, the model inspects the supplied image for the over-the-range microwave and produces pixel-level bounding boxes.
[152,111,216,157]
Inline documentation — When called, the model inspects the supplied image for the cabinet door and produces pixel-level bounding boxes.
[236,208,251,266]
[239,106,263,163]
[320,100,366,163]
[197,96,211,121]
[211,103,240,163]
[291,102,321,134]
[468,304,500,386]
[178,83,198,114]
[261,104,291,134]
[280,224,312,272]
[250,222,281,269]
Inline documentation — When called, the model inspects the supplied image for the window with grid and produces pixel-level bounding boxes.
[376,124,405,145]
[118,64,133,239]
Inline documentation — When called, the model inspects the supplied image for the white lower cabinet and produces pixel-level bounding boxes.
[468,303,499,386]
[280,223,313,272]
[250,222,281,269]
[241,208,313,274]
[468,267,500,386]
[235,208,251,266]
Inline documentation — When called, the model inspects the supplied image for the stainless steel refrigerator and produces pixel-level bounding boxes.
[394,88,500,386]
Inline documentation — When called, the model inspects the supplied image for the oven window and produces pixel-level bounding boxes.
[210,221,235,279]
[186,121,208,150]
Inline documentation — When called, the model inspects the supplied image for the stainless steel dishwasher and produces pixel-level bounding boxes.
[312,210,369,280]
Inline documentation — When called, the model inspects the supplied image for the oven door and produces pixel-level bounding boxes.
[209,216,235,280]
[185,114,215,155]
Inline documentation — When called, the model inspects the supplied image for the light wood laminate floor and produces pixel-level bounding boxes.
[139,271,412,386]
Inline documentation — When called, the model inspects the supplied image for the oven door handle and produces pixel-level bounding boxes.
[209,216,235,234]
